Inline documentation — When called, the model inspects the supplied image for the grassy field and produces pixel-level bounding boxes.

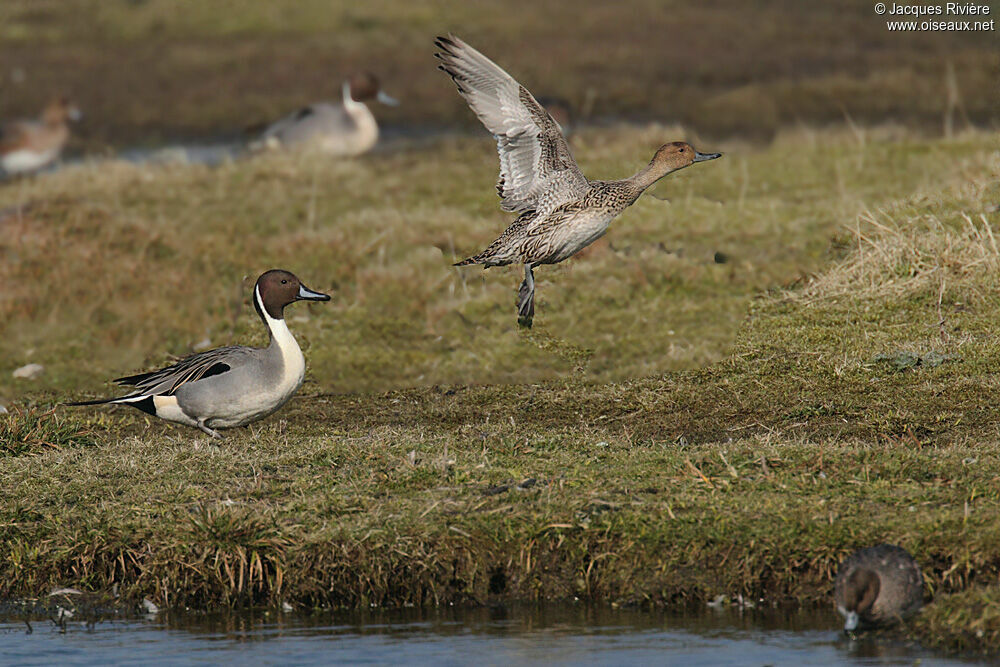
[0,0,997,146]
[1,125,1000,655]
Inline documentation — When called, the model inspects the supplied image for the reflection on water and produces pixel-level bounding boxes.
[0,603,981,666]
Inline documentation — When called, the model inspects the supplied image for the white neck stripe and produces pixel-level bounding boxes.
[255,284,284,328]
[244,282,307,407]
[343,81,365,112]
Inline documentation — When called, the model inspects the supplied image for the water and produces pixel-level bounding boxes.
[0,603,983,666]
[109,122,470,168]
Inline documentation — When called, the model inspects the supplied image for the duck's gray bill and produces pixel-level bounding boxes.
[297,284,331,301]
[377,90,399,106]
[693,151,722,162]
[843,611,859,633]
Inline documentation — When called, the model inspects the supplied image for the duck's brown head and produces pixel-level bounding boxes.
[43,97,82,126]
[840,568,880,632]
[652,141,721,172]
[346,72,398,106]
[254,269,330,321]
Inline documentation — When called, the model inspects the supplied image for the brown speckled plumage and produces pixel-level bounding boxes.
[436,35,720,327]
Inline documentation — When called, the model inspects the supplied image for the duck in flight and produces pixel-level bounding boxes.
[435,35,721,327]
[68,270,330,438]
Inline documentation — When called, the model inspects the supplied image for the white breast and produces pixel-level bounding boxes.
[209,288,306,428]
[329,98,378,156]
[2,148,58,174]
[549,210,616,263]
[269,317,306,396]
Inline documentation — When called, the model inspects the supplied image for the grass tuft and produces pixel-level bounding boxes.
[173,504,291,604]
[913,585,1000,655]
[0,405,98,456]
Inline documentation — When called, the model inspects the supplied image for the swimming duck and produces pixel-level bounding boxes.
[834,544,924,632]
[68,270,330,438]
[254,72,398,156]
[0,97,81,176]
[435,35,720,327]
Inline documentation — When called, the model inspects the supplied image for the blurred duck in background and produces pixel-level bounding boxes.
[0,97,81,176]
[252,72,398,156]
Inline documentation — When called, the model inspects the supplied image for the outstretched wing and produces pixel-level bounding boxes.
[114,346,253,396]
[435,35,590,216]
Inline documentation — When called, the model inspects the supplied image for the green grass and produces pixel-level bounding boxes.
[0,405,98,456]
[1,126,999,655]
[2,126,991,397]
[914,585,1000,655]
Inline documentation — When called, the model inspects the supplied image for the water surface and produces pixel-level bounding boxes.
[0,603,982,666]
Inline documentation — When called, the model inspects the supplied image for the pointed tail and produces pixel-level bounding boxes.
[453,255,483,267]
[65,396,120,407]
[65,394,156,415]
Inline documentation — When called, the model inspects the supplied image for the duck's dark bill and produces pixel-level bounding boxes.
[694,151,722,162]
[297,285,331,301]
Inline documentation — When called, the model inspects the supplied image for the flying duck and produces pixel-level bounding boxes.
[435,35,721,327]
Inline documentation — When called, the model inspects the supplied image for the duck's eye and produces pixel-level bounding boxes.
[679,148,685,152]
[281,279,288,284]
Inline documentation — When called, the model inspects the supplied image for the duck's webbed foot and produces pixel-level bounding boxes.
[196,420,223,439]
[516,264,536,329]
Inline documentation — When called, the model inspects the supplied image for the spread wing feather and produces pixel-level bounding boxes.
[435,35,589,216]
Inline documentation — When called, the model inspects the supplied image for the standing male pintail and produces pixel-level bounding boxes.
[834,544,924,633]
[0,97,82,176]
[435,35,721,328]
[253,72,398,156]
[68,270,330,438]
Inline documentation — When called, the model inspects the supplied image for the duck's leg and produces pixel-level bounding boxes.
[196,419,223,439]
[517,264,536,328]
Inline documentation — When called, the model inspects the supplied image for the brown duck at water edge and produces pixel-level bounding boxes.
[435,35,721,328]
[834,544,924,633]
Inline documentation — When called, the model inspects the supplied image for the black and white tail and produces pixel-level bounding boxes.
[65,394,156,415]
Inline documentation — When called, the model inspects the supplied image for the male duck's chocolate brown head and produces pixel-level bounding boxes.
[254,269,330,321]
[346,72,398,106]
[840,568,880,632]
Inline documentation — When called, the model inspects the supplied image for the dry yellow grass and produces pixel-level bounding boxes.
[3,126,992,403]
